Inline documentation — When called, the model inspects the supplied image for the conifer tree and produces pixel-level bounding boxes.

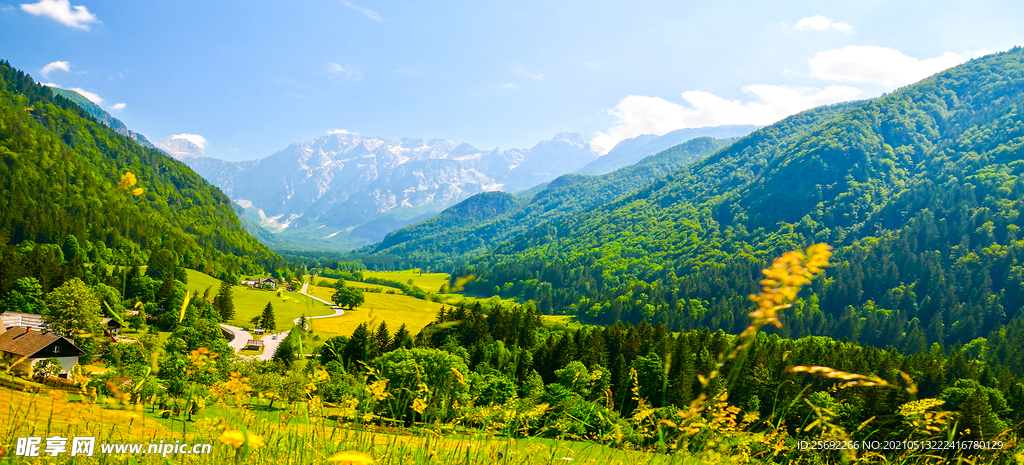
[214,280,234,321]
[261,302,277,331]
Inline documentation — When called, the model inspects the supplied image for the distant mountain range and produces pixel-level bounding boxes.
[172,132,602,249]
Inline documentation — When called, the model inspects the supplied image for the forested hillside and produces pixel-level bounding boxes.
[0,60,279,294]
[358,136,742,270]
[457,48,1024,355]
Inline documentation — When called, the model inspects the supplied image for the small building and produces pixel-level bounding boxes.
[244,339,264,350]
[241,277,278,289]
[0,311,47,332]
[0,327,83,376]
[253,327,265,336]
[100,318,122,336]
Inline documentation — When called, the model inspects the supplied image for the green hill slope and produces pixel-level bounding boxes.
[0,60,278,280]
[357,136,743,269]
[459,48,1024,353]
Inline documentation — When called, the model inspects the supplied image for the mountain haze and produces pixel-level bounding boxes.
[155,138,205,159]
[577,125,758,175]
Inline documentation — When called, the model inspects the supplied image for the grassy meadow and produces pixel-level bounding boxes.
[185,269,335,331]
[304,284,444,339]
[311,275,405,294]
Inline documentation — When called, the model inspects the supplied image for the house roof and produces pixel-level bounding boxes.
[0,311,47,331]
[0,327,83,358]
[100,317,122,327]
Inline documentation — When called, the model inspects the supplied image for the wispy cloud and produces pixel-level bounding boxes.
[591,85,863,153]
[111,103,126,111]
[171,133,207,149]
[327,61,363,81]
[500,83,519,89]
[40,60,69,79]
[809,46,981,88]
[327,129,354,135]
[339,0,381,21]
[69,87,103,104]
[795,15,852,32]
[21,0,98,30]
[513,67,544,81]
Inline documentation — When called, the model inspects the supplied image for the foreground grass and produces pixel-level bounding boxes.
[0,387,709,465]
[185,269,334,331]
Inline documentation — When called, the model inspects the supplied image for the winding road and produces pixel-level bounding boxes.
[220,282,345,360]
[292,282,346,325]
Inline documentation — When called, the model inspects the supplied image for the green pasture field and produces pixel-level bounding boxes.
[310,275,405,294]
[185,269,334,331]
[362,270,451,292]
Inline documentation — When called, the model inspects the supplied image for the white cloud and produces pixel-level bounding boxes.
[809,46,977,88]
[20,0,98,30]
[327,129,353,135]
[69,87,102,104]
[339,0,382,21]
[591,85,863,153]
[40,82,59,87]
[171,133,207,149]
[111,103,126,111]
[500,83,519,89]
[513,67,544,81]
[795,15,853,32]
[40,60,69,79]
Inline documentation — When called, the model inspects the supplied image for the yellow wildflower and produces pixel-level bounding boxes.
[366,379,390,401]
[118,172,137,189]
[218,430,264,449]
[412,398,427,414]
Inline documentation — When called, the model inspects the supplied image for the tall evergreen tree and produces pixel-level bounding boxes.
[214,280,234,321]
[374,321,390,355]
[261,302,277,331]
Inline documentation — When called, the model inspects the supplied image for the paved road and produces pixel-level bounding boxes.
[221,282,344,360]
[293,282,345,326]
[220,324,286,361]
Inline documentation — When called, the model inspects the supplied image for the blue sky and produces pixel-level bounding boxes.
[1,0,1022,161]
